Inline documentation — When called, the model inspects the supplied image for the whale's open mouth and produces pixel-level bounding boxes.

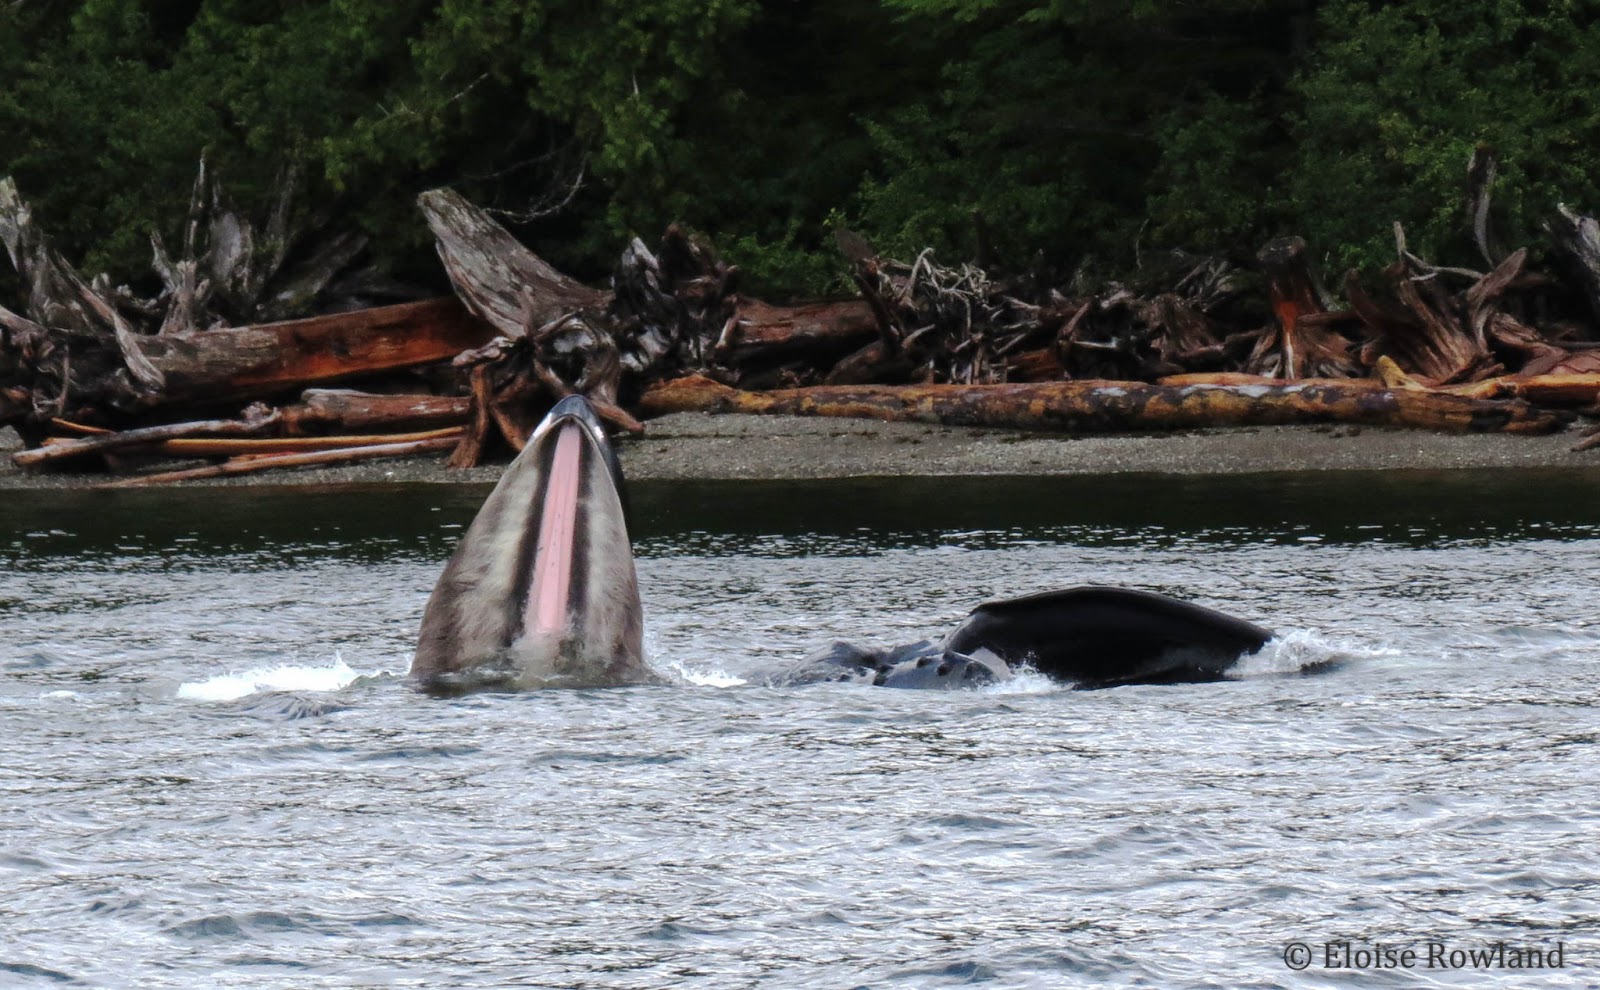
[412,393,650,691]
[527,420,582,637]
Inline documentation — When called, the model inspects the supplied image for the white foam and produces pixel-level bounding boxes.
[40,690,80,700]
[659,658,747,688]
[177,657,368,701]
[979,668,1065,695]
[1227,629,1372,679]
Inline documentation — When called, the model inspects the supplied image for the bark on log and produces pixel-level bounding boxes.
[1506,374,1600,405]
[279,389,471,435]
[1158,372,1385,391]
[1369,265,1500,383]
[639,374,1567,435]
[720,299,878,362]
[132,298,493,402]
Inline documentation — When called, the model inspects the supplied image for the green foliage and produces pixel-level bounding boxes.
[1286,0,1600,272]
[5,1,1600,302]
[850,0,1307,279]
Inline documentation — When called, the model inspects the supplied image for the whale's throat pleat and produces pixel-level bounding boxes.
[526,423,582,637]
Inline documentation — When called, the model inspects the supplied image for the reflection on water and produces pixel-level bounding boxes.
[2,470,1599,988]
[7,469,1600,564]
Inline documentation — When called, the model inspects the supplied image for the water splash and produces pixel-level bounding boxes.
[658,657,747,688]
[980,668,1065,695]
[177,657,373,701]
[1227,629,1373,679]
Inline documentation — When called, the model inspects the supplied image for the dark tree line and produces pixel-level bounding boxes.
[4,0,1600,305]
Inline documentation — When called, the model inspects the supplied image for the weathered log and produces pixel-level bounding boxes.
[419,187,606,338]
[278,389,471,435]
[1546,204,1600,327]
[448,365,495,469]
[1372,264,1500,383]
[47,426,463,460]
[847,249,1048,384]
[1233,357,1600,408]
[1507,374,1600,405]
[1573,418,1600,452]
[1466,145,1503,269]
[98,434,462,488]
[1159,372,1386,391]
[1251,237,1357,379]
[824,339,914,385]
[521,355,645,435]
[13,411,282,468]
[1056,293,1218,381]
[720,299,878,362]
[610,226,738,374]
[133,298,493,402]
[1005,346,1064,382]
[1,178,165,393]
[639,374,1568,435]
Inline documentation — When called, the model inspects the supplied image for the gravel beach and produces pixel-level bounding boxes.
[2,415,1597,489]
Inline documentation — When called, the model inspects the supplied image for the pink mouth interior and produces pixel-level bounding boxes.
[527,422,582,636]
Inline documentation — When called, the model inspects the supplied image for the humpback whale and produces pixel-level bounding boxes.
[778,587,1273,689]
[411,395,656,691]
[413,394,1273,691]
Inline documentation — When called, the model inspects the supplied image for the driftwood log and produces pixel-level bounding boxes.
[278,389,472,435]
[1,171,494,434]
[97,434,463,488]
[640,374,1569,435]
[12,410,281,467]
[8,173,1600,483]
[136,298,492,403]
[1250,237,1359,379]
[38,427,461,460]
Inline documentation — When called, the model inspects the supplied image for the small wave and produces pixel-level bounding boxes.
[177,657,374,701]
[1227,629,1368,679]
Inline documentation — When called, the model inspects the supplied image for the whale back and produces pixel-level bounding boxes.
[944,586,1271,688]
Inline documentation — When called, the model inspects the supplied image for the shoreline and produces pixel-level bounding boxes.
[2,414,1597,489]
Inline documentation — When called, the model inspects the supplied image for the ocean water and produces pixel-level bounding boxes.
[3,471,1598,988]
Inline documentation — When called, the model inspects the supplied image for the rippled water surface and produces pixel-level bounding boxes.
[4,471,1600,988]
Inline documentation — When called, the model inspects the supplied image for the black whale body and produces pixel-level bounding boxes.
[413,395,1275,692]
[777,587,1274,689]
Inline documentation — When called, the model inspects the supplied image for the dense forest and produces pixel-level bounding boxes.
[4,0,1600,303]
